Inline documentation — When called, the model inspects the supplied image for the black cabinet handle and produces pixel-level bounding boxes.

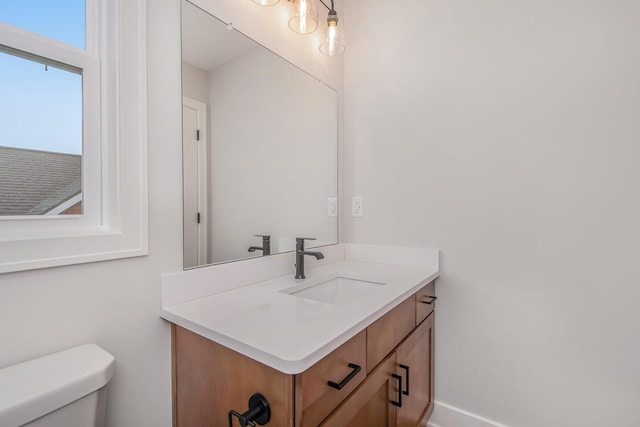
[327,363,361,390]
[228,393,271,427]
[391,374,403,407]
[399,364,410,396]
[421,295,438,305]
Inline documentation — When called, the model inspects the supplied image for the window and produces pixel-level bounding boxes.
[0,48,84,216]
[0,0,148,272]
[0,1,86,49]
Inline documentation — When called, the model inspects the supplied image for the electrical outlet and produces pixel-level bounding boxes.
[352,196,363,217]
[328,198,337,217]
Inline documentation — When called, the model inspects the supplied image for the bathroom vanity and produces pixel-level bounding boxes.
[161,245,439,427]
[172,3,439,426]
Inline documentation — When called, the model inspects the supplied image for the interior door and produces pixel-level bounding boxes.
[182,97,208,268]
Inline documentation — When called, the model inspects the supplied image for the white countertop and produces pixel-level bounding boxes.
[160,258,438,374]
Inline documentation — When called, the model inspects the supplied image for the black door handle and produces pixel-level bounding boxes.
[328,363,361,390]
[391,373,403,407]
[399,364,410,396]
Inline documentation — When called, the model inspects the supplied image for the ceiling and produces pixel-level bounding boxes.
[181,1,257,72]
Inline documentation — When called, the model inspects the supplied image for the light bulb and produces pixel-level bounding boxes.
[251,0,280,6]
[327,23,337,55]
[299,0,308,32]
[299,0,308,14]
[319,11,345,56]
[288,0,318,34]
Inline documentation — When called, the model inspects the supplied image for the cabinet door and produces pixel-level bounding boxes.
[395,313,434,427]
[320,354,398,427]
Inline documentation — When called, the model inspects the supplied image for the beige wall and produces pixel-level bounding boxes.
[343,0,640,426]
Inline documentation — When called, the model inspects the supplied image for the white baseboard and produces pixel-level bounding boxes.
[427,401,510,427]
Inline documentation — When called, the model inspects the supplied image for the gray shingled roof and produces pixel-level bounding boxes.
[0,146,81,216]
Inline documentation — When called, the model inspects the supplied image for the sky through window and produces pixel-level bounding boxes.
[0,1,85,155]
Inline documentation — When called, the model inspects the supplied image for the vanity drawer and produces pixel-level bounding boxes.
[296,330,367,426]
[366,297,416,374]
[415,280,437,324]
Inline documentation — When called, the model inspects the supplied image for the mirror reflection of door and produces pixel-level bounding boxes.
[183,97,208,268]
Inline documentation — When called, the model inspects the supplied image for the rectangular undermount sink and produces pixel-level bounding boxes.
[283,276,387,306]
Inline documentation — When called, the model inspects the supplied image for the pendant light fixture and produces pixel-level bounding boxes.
[318,6,345,56]
[251,0,345,56]
[252,0,280,5]
[288,0,318,35]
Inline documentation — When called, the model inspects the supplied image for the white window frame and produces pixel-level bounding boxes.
[0,0,148,273]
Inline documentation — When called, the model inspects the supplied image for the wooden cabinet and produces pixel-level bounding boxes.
[366,297,416,374]
[396,314,435,426]
[172,280,436,427]
[172,326,294,427]
[415,281,436,325]
[295,331,367,426]
[319,313,434,427]
[319,354,398,427]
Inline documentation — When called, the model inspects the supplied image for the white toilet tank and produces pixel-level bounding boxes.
[0,344,115,427]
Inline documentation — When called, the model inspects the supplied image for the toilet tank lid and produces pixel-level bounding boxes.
[0,344,115,427]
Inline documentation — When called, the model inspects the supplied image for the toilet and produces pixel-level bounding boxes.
[0,344,115,427]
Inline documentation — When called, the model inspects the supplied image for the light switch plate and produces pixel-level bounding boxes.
[352,196,363,217]
[328,198,337,217]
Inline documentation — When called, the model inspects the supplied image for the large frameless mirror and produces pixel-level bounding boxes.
[182,1,338,269]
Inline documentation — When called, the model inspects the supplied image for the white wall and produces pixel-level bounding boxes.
[0,1,182,426]
[0,1,343,426]
[209,46,338,263]
[182,62,210,104]
[344,1,640,426]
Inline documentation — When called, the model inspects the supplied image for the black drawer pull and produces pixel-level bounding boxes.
[399,364,410,396]
[421,295,438,305]
[328,363,361,390]
[391,373,403,407]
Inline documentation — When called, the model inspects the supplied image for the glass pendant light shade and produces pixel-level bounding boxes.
[288,0,318,35]
[252,0,280,5]
[319,11,345,56]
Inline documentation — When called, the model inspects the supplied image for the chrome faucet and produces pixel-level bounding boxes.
[248,234,271,256]
[295,237,324,279]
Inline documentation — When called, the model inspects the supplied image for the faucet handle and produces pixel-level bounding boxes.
[254,234,271,238]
